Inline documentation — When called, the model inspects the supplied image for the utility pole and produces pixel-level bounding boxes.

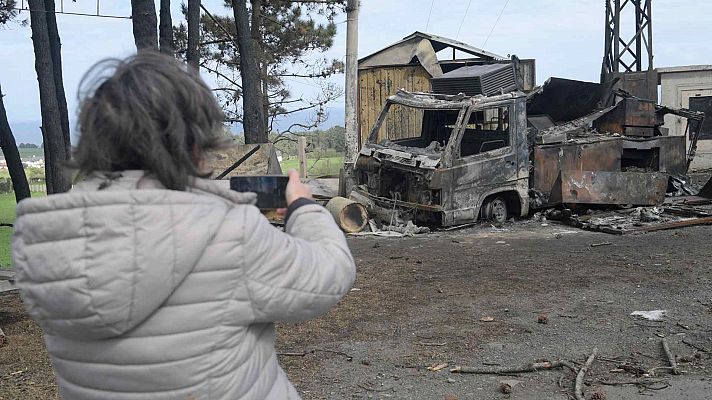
[344,0,359,164]
[341,0,359,195]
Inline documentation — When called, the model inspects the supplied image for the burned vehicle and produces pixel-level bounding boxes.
[353,90,529,226]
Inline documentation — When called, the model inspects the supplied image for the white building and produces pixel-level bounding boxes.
[658,65,712,171]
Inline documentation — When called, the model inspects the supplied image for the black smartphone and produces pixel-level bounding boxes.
[230,175,289,209]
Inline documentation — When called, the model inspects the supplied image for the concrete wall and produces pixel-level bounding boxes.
[659,66,712,171]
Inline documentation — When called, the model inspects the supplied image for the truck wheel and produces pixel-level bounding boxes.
[482,197,508,224]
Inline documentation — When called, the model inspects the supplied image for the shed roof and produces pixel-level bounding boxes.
[358,32,506,77]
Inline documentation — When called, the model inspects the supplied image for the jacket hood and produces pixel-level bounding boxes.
[13,171,256,340]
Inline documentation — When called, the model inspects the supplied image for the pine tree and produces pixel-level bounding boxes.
[174,0,345,143]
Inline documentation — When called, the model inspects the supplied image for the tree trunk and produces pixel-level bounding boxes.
[131,0,158,51]
[232,0,266,143]
[261,63,269,132]
[251,0,269,133]
[159,0,173,55]
[28,0,70,193]
[44,0,71,156]
[0,84,31,202]
[186,0,200,71]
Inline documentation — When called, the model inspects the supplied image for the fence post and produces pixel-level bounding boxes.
[297,136,307,178]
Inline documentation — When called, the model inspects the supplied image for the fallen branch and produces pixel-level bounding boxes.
[575,348,598,400]
[277,352,307,357]
[682,339,711,353]
[597,378,670,390]
[357,383,392,392]
[276,348,353,361]
[450,360,577,374]
[590,242,612,247]
[661,338,681,375]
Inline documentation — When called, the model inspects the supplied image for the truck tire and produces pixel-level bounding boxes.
[482,197,508,224]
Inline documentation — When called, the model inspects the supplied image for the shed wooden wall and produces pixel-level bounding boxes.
[358,65,431,145]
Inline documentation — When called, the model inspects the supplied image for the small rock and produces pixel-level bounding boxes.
[486,342,504,351]
[537,314,548,324]
[590,390,607,400]
[446,378,456,384]
[499,383,512,394]
[360,359,371,366]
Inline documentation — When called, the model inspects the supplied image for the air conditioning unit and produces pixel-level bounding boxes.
[431,63,517,97]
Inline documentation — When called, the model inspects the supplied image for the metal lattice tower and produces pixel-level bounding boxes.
[601,0,653,81]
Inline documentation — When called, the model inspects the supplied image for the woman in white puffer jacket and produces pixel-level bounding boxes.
[12,52,356,400]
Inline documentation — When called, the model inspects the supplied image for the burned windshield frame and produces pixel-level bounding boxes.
[366,100,467,148]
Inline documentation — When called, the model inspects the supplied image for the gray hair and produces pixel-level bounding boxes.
[71,52,231,190]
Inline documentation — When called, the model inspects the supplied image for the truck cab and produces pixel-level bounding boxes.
[353,90,529,226]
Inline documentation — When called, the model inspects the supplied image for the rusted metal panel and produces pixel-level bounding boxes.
[557,171,668,205]
[593,98,657,136]
[604,70,659,103]
[531,139,622,200]
[622,136,687,174]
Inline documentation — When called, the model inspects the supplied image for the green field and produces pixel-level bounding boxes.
[17,148,45,158]
[280,155,343,177]
[0,192,45,269]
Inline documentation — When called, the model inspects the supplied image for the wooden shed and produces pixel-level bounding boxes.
[358,32,520,146]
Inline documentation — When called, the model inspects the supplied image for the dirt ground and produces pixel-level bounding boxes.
[2,221,712,399]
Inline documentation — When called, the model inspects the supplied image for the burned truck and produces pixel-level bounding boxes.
[353,90,529,226]
[352,85,704,227]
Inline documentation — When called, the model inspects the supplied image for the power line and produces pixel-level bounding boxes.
[15,0,130,20]
[456,0,473,39]
[425,0,435,31]
[482,0,510,48]
[14,7,130,19]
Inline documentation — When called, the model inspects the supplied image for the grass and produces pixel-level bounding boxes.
[0,192,45,269]
[280,155,344,177]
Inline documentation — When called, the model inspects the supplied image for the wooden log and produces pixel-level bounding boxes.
[661,338,681,375]
[450,360,577,374]
[631,216,712,233]
[326,197,368,233]
[575,348,598,400]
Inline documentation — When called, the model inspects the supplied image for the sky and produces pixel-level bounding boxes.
[1,0,712,144]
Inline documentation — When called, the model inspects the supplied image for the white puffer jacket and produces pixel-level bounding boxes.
[12,171,356,400]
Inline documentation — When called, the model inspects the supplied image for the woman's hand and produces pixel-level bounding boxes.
[276,169,313,218]
[285,169,313,206]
